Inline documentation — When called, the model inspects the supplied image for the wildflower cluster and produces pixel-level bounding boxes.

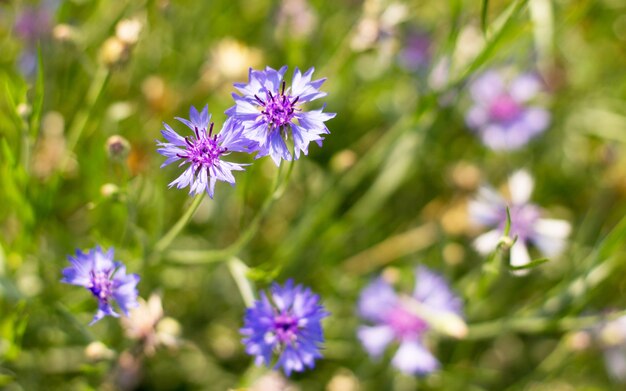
[157,66,335,198]
[61,64,335,377]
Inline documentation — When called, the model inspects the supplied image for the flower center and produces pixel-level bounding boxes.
[489,94,522,123]
[384,305,428,340]
[499,203,541,241]
[273,312,299,344]
[179,123,227,167]
[255,81,299,130]
[89,270,113,301]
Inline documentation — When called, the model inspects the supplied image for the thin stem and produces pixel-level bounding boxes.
[153,193,205,253]
[229,160,292,252]
[227,257,256,307]
[163,161,294,264]
[60,64,110,173]
[465,310,626,340]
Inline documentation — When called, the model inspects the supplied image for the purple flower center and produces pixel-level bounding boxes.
[384,305,428,340]
[489,94,522,123]
[273,312,300,344]
[89,270,113,301]
[498,203,541,241]
[178,123,227,167]
[255,81,300,130]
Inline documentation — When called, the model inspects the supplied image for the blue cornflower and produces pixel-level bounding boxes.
[226,66,336,165]
[61,247,140,325]
[240,280,329,376]
[157,105,253,198]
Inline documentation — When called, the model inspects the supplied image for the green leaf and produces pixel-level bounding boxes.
[29,45,44,140]
[503,206,512,237]
[481,0,490,34]
[509,258,550,271]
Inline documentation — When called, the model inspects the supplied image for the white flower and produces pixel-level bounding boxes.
[469,170,571,269]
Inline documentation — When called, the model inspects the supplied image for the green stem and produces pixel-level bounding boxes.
[465,310,626,340]
[153,193,205,253]
[61,64,110,172]
[227,257,256,307]
[163,161,293,264]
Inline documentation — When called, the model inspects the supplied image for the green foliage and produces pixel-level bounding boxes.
[1,0,626,389]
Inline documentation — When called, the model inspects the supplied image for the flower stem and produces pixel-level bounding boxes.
[465,310,626,340]
[153,193,205,253]
[227,257,256,307]
[162,161,294,264]
[61,64,110,173]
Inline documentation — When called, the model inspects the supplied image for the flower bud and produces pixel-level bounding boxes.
[99,37,127,66]
[106,135,131,161]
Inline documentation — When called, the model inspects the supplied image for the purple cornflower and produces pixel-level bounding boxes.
[465,70,551,151]
[226,66,335,165]
[469,170,571,269]
[14,4,54,76]
[61,247,140,325]
[240,280,329,376]
[157,105,253,198]
[398,29,432,71]
[594,315,626,382]
[357,267,463,376]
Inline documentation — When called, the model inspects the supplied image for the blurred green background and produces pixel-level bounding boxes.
[2,0,626,389]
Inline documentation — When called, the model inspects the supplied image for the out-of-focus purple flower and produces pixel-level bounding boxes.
[240,280,329,376]
[469,170,571,269]
[14,6,53,44]
[357,267,463,376]
[595,315,626,382]
[157,105,254,198]
[398,29,431,71]
[14,5,54,76]
[465,70,551,150]
[226,66,335,165]
[61,247,140,325]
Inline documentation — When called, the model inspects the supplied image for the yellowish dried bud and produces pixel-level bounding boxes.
[116,19,142,45]
[100,37,126,66]
[85,341,115,361]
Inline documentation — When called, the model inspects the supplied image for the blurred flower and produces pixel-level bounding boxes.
[100,37,127,66]
[14,4,54,75]
[465,70,551,150]
[201,38,263,87]
[32,111,77,180]
[115,18,142,45]
[99,18,143,67]
[275,0,318,40]
[249,372,296,391]
[590,315,626,382]
[14,6,52,44]
[61,247,140,325]
[240,279,329,376]
[569,314,626,384]
[106,135,131,161]
[357,266,464,375]
[121,293,180,356]
[398,29,432,71]
[350,1,407,52]
[52,24,78,43]
[469,170,571,269]
[157,105,254,198]
[85,341,115,361]
[226,66,335,165]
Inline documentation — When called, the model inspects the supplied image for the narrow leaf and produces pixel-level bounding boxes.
[481,0,490,34]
